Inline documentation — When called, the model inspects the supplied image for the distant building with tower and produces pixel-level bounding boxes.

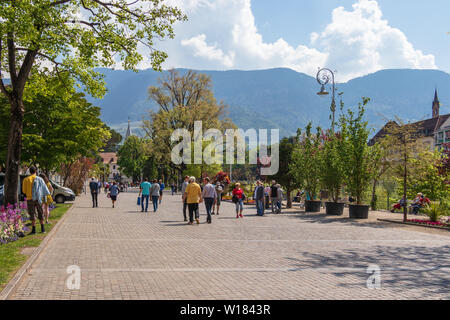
[370,90,450,154]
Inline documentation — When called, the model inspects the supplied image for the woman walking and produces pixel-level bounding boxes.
[150,179,161,212]
[39,173,53,224]
[109,182,119,208]
[232,183,245,219]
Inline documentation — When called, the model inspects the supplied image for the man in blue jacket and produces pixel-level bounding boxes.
[89,177,99,208]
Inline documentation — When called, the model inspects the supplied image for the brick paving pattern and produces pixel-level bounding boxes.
[9,189,450,300]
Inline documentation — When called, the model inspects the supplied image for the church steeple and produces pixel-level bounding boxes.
[125,117,132,139]
[432,89,440,118]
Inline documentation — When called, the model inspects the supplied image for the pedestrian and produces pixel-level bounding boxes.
[89,177,99,208]
[104,181,109,194]
[270,180,278,213]
[97,180,102,193]
[202,177,217,224]
[158,179,165,204]
[22,166,48,234]
[171,183,176,195]
[254,180,265,216]
[139,178,151,212]
[232,183,245,219]
[212,182,223,215]
[180,175,190,221]
[109,181,119,208]
[38,173,54,224]
[264,184,271,209]
[183,177,202,225]
[276,184,283,214]
[150,179,160,212]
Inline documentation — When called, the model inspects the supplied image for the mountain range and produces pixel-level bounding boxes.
[88,68,450,139]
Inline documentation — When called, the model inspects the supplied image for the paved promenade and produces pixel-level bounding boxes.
[8,190,450,299]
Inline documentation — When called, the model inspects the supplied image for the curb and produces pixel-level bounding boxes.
[377,218,450,231]
[0,203,75,300]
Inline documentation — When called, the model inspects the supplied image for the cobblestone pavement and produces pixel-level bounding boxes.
[9,190,450,300]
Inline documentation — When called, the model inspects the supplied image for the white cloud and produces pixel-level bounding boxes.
[138,0,437,81]
[311,0,437,81]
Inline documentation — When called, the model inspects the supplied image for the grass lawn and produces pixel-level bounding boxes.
[0,203,72,291]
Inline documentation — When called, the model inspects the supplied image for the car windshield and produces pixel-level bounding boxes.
[50,180,62,189]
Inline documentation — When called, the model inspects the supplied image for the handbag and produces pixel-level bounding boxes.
[232,194,238,203]
[107,192,111,198]
[137,196,141,205]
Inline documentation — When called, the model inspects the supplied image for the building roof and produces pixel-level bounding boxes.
[369,114,450,145]
[99,152,117,164]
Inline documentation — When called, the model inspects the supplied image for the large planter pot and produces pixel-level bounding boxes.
[349,204,369,219]
[325,202,344,216]
[305,200,321,212]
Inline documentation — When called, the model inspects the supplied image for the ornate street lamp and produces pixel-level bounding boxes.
[316,68,337,131]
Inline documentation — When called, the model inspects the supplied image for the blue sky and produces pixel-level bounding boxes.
[251,0,450,73]
[149,0,449,82]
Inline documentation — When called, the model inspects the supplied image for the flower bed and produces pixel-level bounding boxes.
[0,200,55,244]
[406,218,450,228]
[0,203,28,244]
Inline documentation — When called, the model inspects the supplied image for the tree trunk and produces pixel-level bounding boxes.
[403,157,407,222]
[286,187,292,208]
[4,93,24,205]
[370,179,378,210]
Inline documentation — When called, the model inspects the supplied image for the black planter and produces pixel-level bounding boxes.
[325,202,344,216]
[305,200,321,212]
[349,204,369,219]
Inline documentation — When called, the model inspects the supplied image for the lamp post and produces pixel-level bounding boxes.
[316,68,336,131]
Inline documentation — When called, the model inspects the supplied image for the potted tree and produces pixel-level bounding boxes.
[340,98,375,219]
[319,129,346,215]
[290,123,322,212]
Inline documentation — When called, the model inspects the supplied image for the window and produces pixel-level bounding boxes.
[113,165,116,170]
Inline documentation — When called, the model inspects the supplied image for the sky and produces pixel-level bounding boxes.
[141,0,450,82]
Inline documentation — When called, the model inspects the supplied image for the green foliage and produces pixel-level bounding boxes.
[422,201,448,222]
[0,0,187,97]
[406,150,449,201]
[0,76,110,171]
[143,70,236,173]
[117,135,148,182]
[290,123,321,200]
[271,137,299,207]
[102,127,123,152]
[339,98,375,205]
[318,130,346,202]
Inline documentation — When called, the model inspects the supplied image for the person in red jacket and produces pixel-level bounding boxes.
[232,183,245,219]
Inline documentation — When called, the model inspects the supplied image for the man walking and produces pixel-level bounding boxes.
[254,181,265,216]
[139,178,151,212]
[22,166,48,234]
[89,177,99,208]
[150,179,160,212]
[180,175,190,221]
[158,179,165,204]
[212,182,223,215]
[202,177,216,224]
[183,177,202,225]
[270,180,279,213]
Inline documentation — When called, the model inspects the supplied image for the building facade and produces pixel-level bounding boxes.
[370,90,450,153]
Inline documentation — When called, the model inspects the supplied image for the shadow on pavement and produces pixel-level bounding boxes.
[285,245,450,297]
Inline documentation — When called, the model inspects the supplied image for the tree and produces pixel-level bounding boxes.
[0,0,186,205]
[90,162,110,182]
[368,140,391,210]
[382,118,425,221]
[102,126,122,152]
[143,70,235,173]
[318,129,345,203]
[290,123,322,201]
[339,98,377,206]
[117,135,148,182]
[59,157,94,194]
[271,137,299,208]
[0,75,110,173]
[406,150,449,201]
